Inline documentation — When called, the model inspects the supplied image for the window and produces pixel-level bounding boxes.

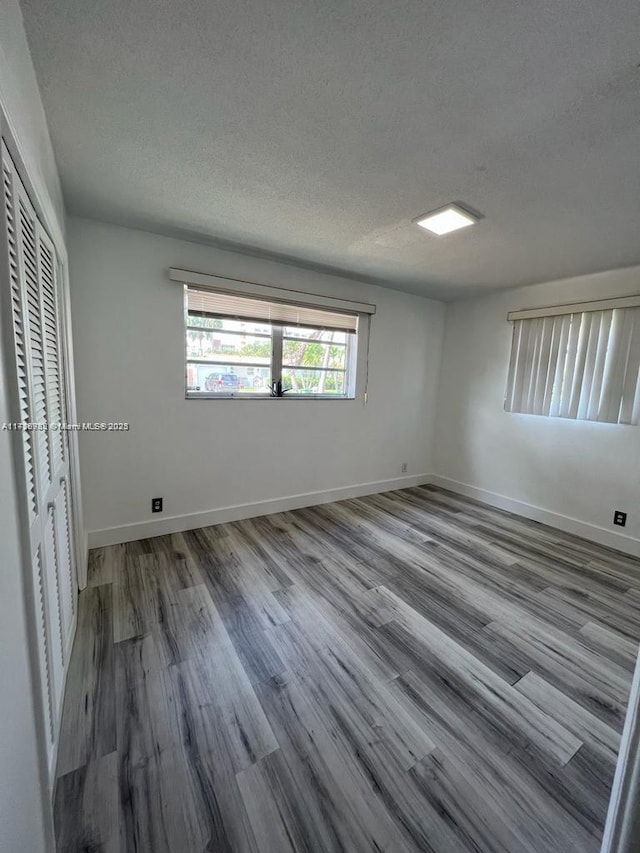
[504,300,640,424]
[185,286,361,399]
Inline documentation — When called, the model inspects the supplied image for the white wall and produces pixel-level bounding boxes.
[68,217,445,544]
[434,265,640,556]
[0,1,61,850]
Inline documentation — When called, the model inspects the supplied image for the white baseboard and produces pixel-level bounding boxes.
[87,473,434,548]
[431,475,640,559]
[88,472,640,559]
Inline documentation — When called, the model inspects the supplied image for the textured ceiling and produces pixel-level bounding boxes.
[20,0,640,300]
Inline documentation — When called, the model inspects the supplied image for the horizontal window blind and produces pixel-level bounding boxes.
[186,286,359,333]
[505,306,640,424]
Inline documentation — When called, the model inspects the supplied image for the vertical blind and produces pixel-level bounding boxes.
[505,306,640,424]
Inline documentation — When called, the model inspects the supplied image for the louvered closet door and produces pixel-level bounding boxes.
[38,223,76,647]
[1,142,77,772]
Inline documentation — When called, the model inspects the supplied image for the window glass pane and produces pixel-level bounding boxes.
[185,307,357,399]
[282,327,348,344]
[282,368,346,395]
[187,363,271,393]
[283,337,347,371]
[187,328,271,363]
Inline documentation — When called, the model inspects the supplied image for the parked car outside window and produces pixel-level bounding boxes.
[204,372,240,391]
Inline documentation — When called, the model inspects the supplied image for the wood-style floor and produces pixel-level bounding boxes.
[54,486,640,853]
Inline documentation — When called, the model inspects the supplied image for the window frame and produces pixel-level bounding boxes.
[183,289,365,402]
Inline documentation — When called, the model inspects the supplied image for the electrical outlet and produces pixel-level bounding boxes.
[401,462,408,473]
[152,497,163,513]
[613,510,627,527]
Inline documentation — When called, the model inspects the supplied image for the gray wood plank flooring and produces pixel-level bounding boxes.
[54,485,640,852]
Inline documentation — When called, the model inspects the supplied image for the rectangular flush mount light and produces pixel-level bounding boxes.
[414,203,478,236]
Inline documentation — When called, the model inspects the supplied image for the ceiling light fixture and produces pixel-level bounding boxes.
[414,203,479,236]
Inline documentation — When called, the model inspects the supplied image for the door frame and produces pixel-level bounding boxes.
[601,653,640,852]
